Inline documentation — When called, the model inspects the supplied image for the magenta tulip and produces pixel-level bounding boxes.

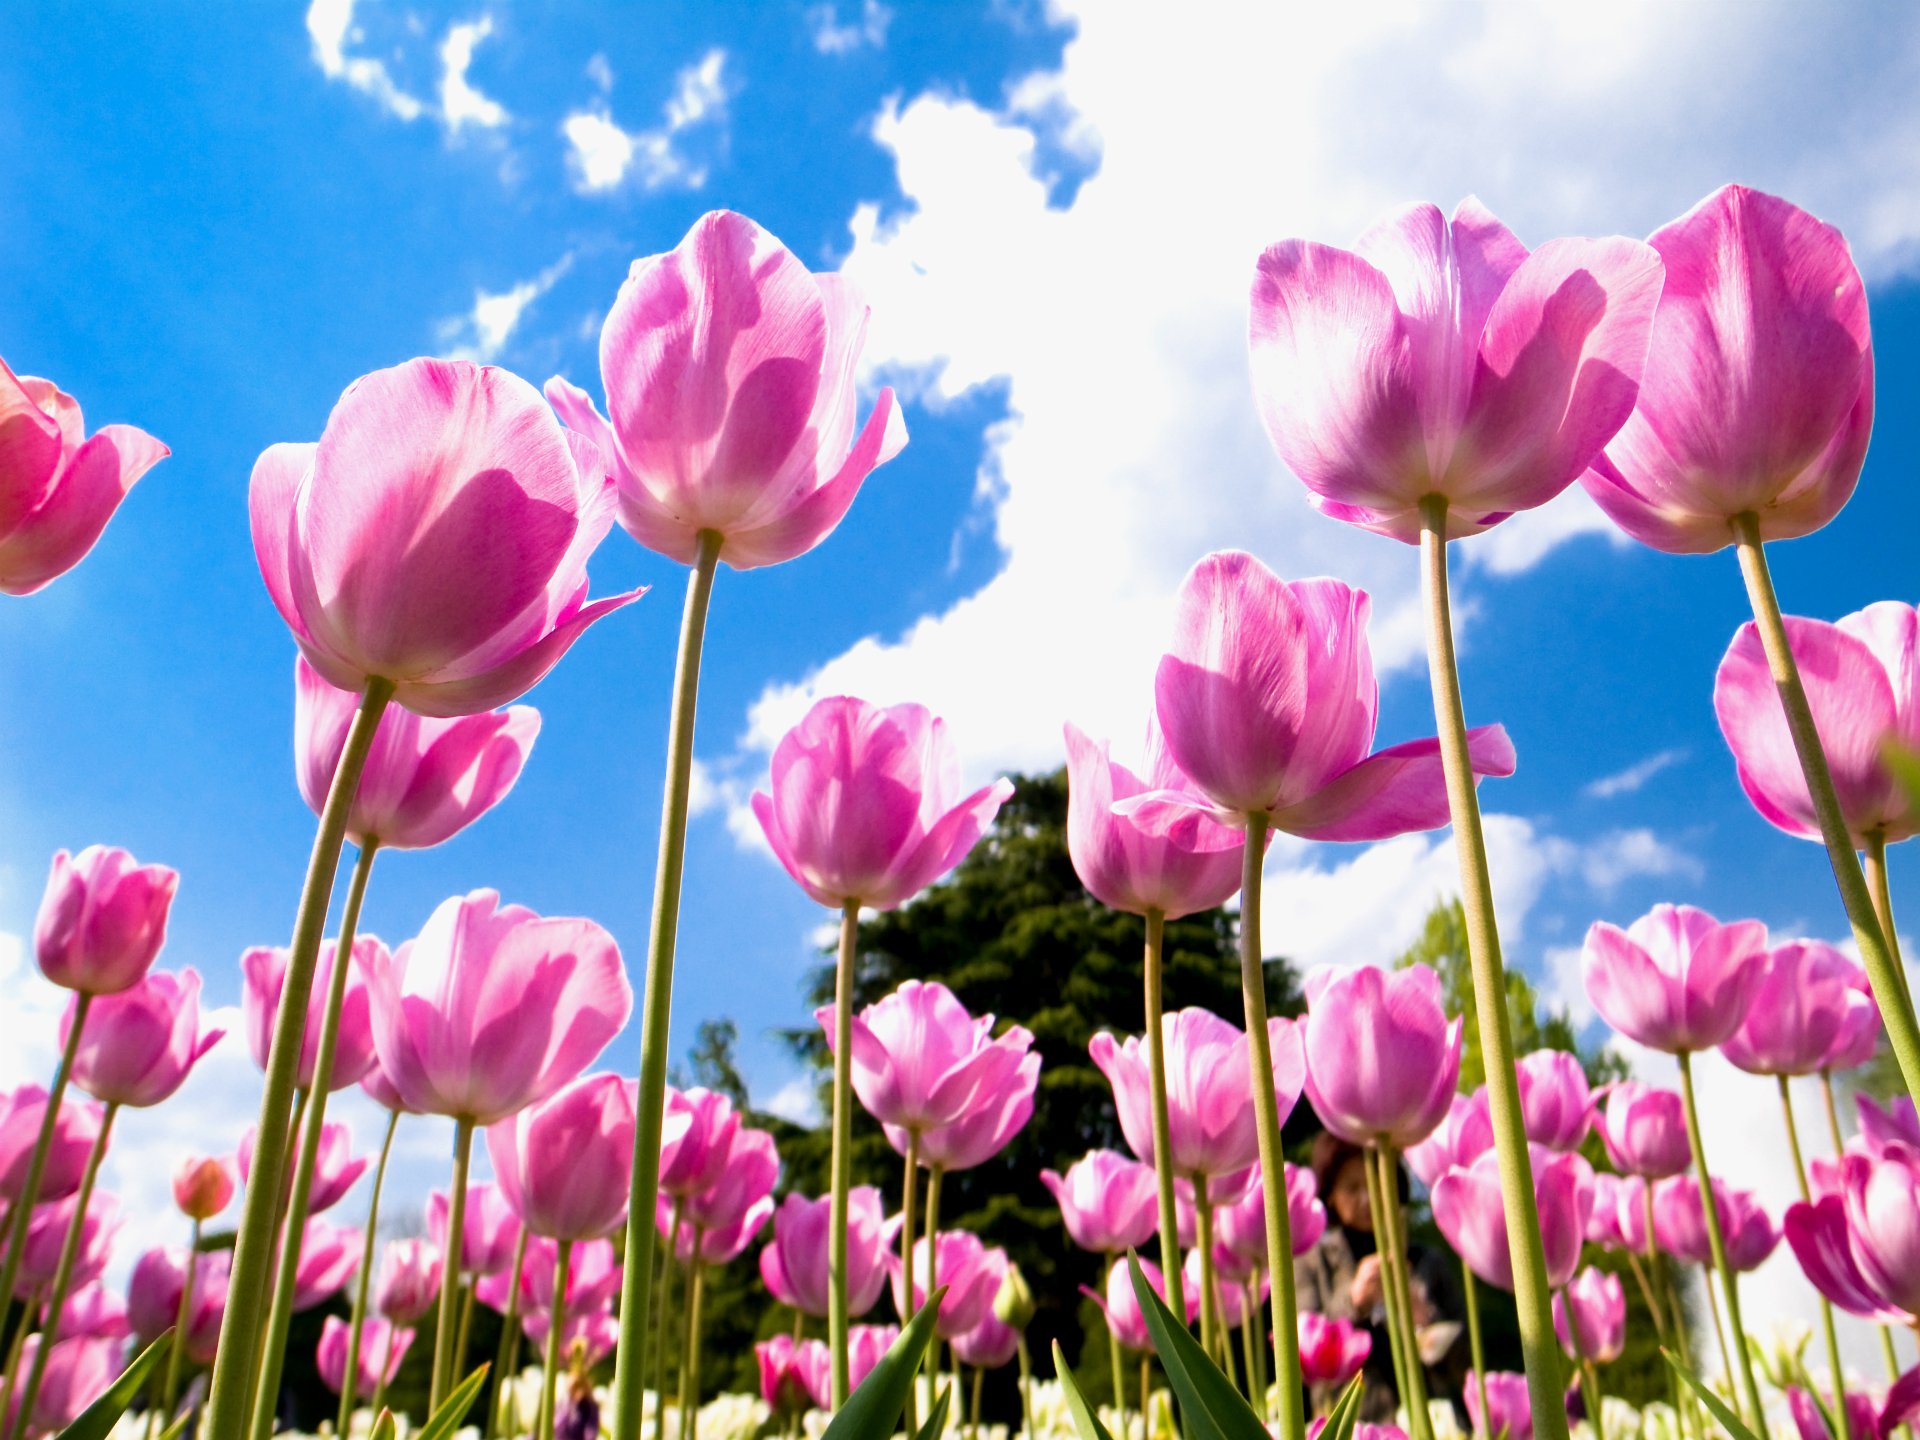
[1405,1091,1495,1186]
[1581,904,1768,1053]
[1788,1388,1882,1440]
[1250,197,1661,543]
[171,1153,236,1221]
[1581,185,1870,555]
[678,1124,778,1235]
[1592,1082,1691,1179]
[756,1334,811,1414]
[1039,1151,1159,1256]
[822,980,1030,1137]
[487,1237,621,1318]
[3,1335,118,1436]
[366,889,629,1124]
[1062,721,1244,919]
[358,1056,419,1116]
[1131,552,1514,835]
[317,1314,413,1395]
[1834,1144,1920,1317]
[1785,1189,1909,1324]
[1653,1175,1778,1273]
[1297,1311,1371,1388]
[952,1312,1020,1369]
[1584,1173,1628,1251]
[33,845,177,996]
[760,1187,889,1319]
[251,357,640,716]
[668,1197,775,1265]
[893,1043,1038,1172]
[59,1283,127,1342]
[238,1120,367,1214]
[62,969,221,1107]
[0,359,167,595]
[1465,1372,1534,1440]
[127,1247,229,1363]
[757,697,1013,912]
[1302,964,1461,1148]
[659,1088,743,1200]
[0,1088,102,1205]
[546,210,906,571]
[796,1327,895,1410]
[1721,940,1877,1077]
[1515,1051,1590,1152]
[240,936,382,1092]
[290,1217,361,1310]
[374,1237,442,1323]
[888,1231,1007,1341]
[1085,1256,1190,1353]
[1433,1147,1593,1291]
[1216,1162,1325,1267]
[488,1072,636,1241]
[1092,1007,1304,1178]
[427,1181,524,1277]
[1857,1095,1920,1156]
[1716,602,1920,846]
[1552,1267,1625,1362]
[13,1194,117,1300]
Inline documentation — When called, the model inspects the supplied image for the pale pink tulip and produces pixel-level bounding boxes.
[1515,1051,1591,1152]
[8,1193,117,1298]
[888,1231,1007,1340]
[359,1056,419,1116]
[1251,197,1661,543]
[366,889,630,1124]
[251,357,639,716]
[1039,1151,1159,1256]
[290,1217,361,1310]
[758,697,1013,911]
[1405,1091,1494,1186]
[547,210,906,571]
[0,1088,103,1204]
[0,359,167,595]
[481,1236,621,1318]
[430,1182,526,1279]
[238,1120,367,1214]
[34,845,177,996]
[1581,185,1870,555]
[796,1327,895,1410]
[666,1196,774,1265]
[1433,1147,1593,1291]
[171,1153,236,1221]
[1857,1095,1920,1156]
[1302,964,1461,1148]
[522,1307,619,1367]
[759,1187,889,1319]
[374,1237,442,1323]
[1722,940,1877,1077]
[317,1314,412,1395]
[3,1335,118,1436]
[1653,1175,1778,1273]
[240,936,382,1092]
[1297,1311,1371,1388]
[1084,1256,1192,1354]
[1581,904,1768,1053]
[1215,1162,1325,1267]
[823,980,1031,1137]
[952,1313,1020,1369]
[62,969,222,1107]
[1465,1372,1534,1440]
[127,1247,229,1363]
[59,1283,127,1342]
[1593,1082,1691,1179]
[659,1088,743,1199]
[487,1072,635,1241]
[1552,1267,1625,1361]
[892,1044,1038,1172]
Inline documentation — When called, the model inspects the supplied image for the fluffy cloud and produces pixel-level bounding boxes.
[808,0,892,55]
[305,0,428,123]
[563,49,733,195]
[1585,747,1690,801]
[436,253,574,362]
[305,0,511,135]
[439,16,510,133]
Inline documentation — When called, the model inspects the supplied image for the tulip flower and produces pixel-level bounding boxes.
[317,1314,413,1395]
[127,1247,229,1364]
[1552,1268,1625,1362]
[1309,1426,1409,1440]
[1465,1372,1535,1440]
[0,358,167,594]
[677,1125,778,1235]
[59,1283,127,1341]
[1433,1147,1594,1291]
[659,1088,743,1199]
[33,845,177,996]
[759,1188,889,1319]
[0,1088,102,1205]
[1833,1145,1920,1318]
[1405,1091,1495,1186]
[1084,1256,1191,1354]
[7,1194,113,1299]
[291,1217,362,1310]
[238,1120,367,1214]
[796,1327,896,1411]
[1515,1051,1591,1152]
[756,1335,811,1415]
[824,980,1029,1139]
[488,1072,636,1241]
[427,1181,525,1278]
[888,1231,1007,1341]
[1592,1082,1691,1179]
[2,1335,118,1436]
[1302,964,1462,1148]
[1215,1162,1325,1267]
[359,1057,418,1116]
[521,1307,619,1367]
[498,1238,622,1319]
[1297,1311,1371,1388]
[1653,1175,1779,1273]
[952,1312,1020,1369]
[1857,1095,1920,1156]
[1784,1187,1912,1325]
[62,969,222,1108]
[1721,940,1876,1077]
[1581,905,1768,1055]
[1039,1151,1159,1256]
[1583,1173,1629,1251]
[240,936,383,1092]
[1787,1388,1883,1440]
[374,1238,442,1323]
[171,1154,236,1221]
[903,1046,1039,1173]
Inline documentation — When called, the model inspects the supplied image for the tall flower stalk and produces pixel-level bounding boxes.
[828,901,860,1405]
[338,1107,401,1437]
[1675,1054,1765,1424]
[0,999,93,1344]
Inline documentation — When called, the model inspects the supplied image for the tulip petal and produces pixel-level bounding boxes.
[722,386,906,570]
[1272,724,1515,841]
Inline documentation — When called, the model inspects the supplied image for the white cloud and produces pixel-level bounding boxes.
[808,0,892,55]
[563,49,733,195]
[305,0,428,122]
[437,254,574,362]
[439,16,510,133]
[760,1076,823,1127]
[1585,748,1690,800]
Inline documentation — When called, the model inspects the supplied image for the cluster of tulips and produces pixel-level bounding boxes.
[1,160,1918,1440]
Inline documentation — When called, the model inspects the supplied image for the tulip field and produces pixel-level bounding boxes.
[5,155,1920,1440]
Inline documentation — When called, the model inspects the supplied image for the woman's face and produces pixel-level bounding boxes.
[1330,1154,1373,1231]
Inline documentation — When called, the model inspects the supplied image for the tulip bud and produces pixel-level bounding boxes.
[993,1262,1035,1330]
[172,1154,236,1221]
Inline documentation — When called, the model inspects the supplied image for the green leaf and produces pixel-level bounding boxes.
[1664,1350,1766,1440]
[913,1383,952,1440]
[1125,1253,1268,1440]
[418,1364,492,1440]
[822,1286,947,1440]
[154,1408,193,1440]
[368,1409,397,1440]
[55,1330,173,1440]
[1320,1373,1366,1440]
[1052,1342,1117,1440]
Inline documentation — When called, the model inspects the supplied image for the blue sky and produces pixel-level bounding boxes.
[4,0,1920,1359]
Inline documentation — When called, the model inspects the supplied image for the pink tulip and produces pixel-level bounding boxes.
[1581,904,1768,1053]
[1721,940,1877,1077]
[893,1043,1039,1172]
[1309,1425,1409,1440]
[1085,1256,1191,1354]
[1092,1007,1304,1178]
[760,1187,889,1319]
[1465,1372,1534,1440]
[1039,1151,1159,1256]
[1857,1095,1920,1156]
[3,1335,118,1436]
[1433,1147,1593,1291]
[888,1231,1007,1341]
[1302,964,1461,1148]
[33,845,177,996]
[1834,1144,1920,1317]
[547,210,906,571]
[0,1088,103,1205]
[62,969,222,1107]
[796,1327,895,1410]
[1215,1162,1325,1268]
[127,1247,229,1363]
[59,1283,128,1341]
[488,1072,635,1241]
[1584,1173,1628,1251]
[359,1056,419,1116]
[366,889,630,1124]
[757,697,1013,911]
[1821,976,1881,1073]
[487,1237,621,1318]
[252,357,640,717]
[1174,1167,1253,1248]
[290,1217,361,1310]
[428,1181,524,1277]
[1581,185,1870,555]
[1405,1091,1495,1186]
[1653,1174,1778,1273]
[1784,1187,1911,1325]
[667,1196,775,1265]
[756,1334,811,1414]
[9,1193,117,1297]
[240,936,383,1093]
[1716,602,1920,847]
[1182,1246,1257,1325]
[521,1307,619,1368]
[1062,721,1245,919]
[1297,1311,1371,1388]
[374,1237,442,1323]
[0,360,167,595]
[1787,1388,1883,1440]
[1593,1082,1691,1179]
[952,1312,1020,1369]
[659,1088,744,1199]
[1250,197,1661,543]
[1131,553,1515,834]
[317,1314,412,1395]
[1552,1267,1625,1361]
[677,1124,777,1234]
[1516,1051,1591,1152]
[171,1153,236,1221]
[238,1120,367,1215]
[822,980,1031,1137]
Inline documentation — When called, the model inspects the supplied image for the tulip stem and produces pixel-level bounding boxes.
[1141,907,1187,1344]
[158,1218,203,1434]
[1462,1263,1488,1438]
[6,1100,117,1440]
[1248,1273,1270,1404]
[1731,515,1920,1099]
[679,1247,706,1440]
[1017,1335,1033,1440]
[1676,1052,1764,1426]
[1776,1076,1852,1440]
[653,1202,684,1440]
[925,1164,944,1310]
[1106,1293,1127,1439]
[485,1227,530,1440]
[0,991,93,1353]
[1581,1361,1606,1440]
[1417,496,1564,1440]
[1360,1148,1413,1420]
[900,1131,921,1435]
[1192,1175,1217,1362]
[340,1106,400,1437]
[537,1240,572,1440]
[1372,1146,1432,1440]
[611,529,723,1440]
[204,678,393,1440]
[1236,814,1301,1436]
[431,1117,476,1409]
[1864,831,1913,1004]
[1239,1289,1260,1408]
[827,898,860,1408]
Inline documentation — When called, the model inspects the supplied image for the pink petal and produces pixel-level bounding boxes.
[1272,724,1515,842]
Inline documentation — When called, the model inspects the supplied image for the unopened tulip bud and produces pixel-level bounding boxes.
[172,1154,236,1221]
[993,1262,1035,1330]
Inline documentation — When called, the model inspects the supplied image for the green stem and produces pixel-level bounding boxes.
[1106,1281,1127,1439]
[340,1106,401,1437]
[828,899,860,1408]
[924,1164,944,1399]
[537,1240,572,1440]
[1779,1077,1851,1440]
[485,1228,530,1440]
[1139,1356,1150,1439]
[1732,514,1920,1099]
[1677,1052,1763,1425]
[1374,1147,1432,1440]
[454,1283,476,1392]
[1463,1264,1488,1438]
[1017,1336,1033,1440]
[900,1130,921,1434]
[1141,908,1186,1342]
[1236,814,1300,1435]
[0,1299,37,1440]
[610,529,723,1440]
[1818,1071,1847,1156]
[678,1247,706,1440]
[653,1204,684,1440]
[1248,1273,1269,1407]
[1417,496,1566,1440]
[1361,1150,1413,1418]
[1193,1174,1217,1362]
[371,1325,396,1416]
[0,992,93,1354]
[1581,1360,1606,1440]
[203,678,394,1440]
[6,1102,118,1440]
[159,1219,202,1433]
[1239,1286,1260,1408]
[1865,831,1914,1007]
[431,1118,477,1408]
